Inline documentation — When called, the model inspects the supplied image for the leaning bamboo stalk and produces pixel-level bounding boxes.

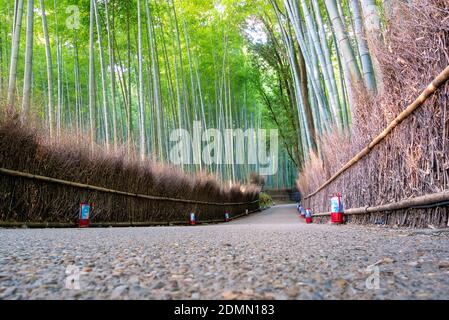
[0,167,259,206]
[305,64,449,199]
[313,189,449,216]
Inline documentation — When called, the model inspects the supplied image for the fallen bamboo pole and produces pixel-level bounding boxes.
[0,167,259,206]
[312,189,449,216]
[305,65,449,199]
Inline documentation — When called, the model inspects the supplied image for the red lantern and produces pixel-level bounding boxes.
[79,202,91,228]
[189,212,196,225]
[330,193,344,224]
[305,208,313,224]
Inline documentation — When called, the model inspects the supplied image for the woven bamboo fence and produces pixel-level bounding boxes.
[0,119,260,226]
[300,1,449,228]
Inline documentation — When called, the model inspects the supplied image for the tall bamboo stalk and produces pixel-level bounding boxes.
[39,0,54,137]
[7,0,23,107]
[94,0,110,150]
[299,0,340,127]
[360,0,383,92]
[88,0,96,149]
[137,0,146,160]
[105,0,118,151]
[324,0,362,87]
[350,0,376,93]
[21,0,34,119]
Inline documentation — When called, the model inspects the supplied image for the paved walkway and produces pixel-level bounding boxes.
[1,204,449,299]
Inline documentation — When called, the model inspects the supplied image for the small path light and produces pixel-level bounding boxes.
[305,208,313,224]
[189,212,196,225]
[299,205,306,219]
[224,212,230,222]
[79,202,91,228]
[331,193,344,224]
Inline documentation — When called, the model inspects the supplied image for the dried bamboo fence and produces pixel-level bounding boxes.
[299,1,449,228]
[0,166,259,226]
[306,65,449,199]
[0,120,260,226]
[303,64,449,227]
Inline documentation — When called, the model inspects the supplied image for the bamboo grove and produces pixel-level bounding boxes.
[0,0,386,190]
[249,0,385,163]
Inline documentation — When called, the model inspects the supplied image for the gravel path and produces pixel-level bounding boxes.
[1,204,449,300]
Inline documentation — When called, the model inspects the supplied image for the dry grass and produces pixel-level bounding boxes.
[0,109,260,224]
[298,0,449,228]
